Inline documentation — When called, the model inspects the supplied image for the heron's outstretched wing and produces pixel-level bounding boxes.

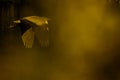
[22,16,49,26]
[34,26,49,47]
[22,27,34,48]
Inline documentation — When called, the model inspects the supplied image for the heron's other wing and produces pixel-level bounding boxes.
[22,27,34,48]
[34,26,49,47]
[22,16,49,26]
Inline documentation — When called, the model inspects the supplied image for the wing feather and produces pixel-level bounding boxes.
[34,27,49,47]
[22,27,34,48]
[22,16,49,26]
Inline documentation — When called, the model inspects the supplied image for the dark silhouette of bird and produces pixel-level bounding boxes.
[11,16,50,48]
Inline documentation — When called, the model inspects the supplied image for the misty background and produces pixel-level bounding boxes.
[0,0,120,80]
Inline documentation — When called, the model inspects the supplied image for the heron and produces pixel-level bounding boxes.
[11,16,50,48]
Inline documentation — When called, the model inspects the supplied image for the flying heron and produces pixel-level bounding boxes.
[11,16,50,48]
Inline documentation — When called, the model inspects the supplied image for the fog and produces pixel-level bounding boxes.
[0,0,120,80]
